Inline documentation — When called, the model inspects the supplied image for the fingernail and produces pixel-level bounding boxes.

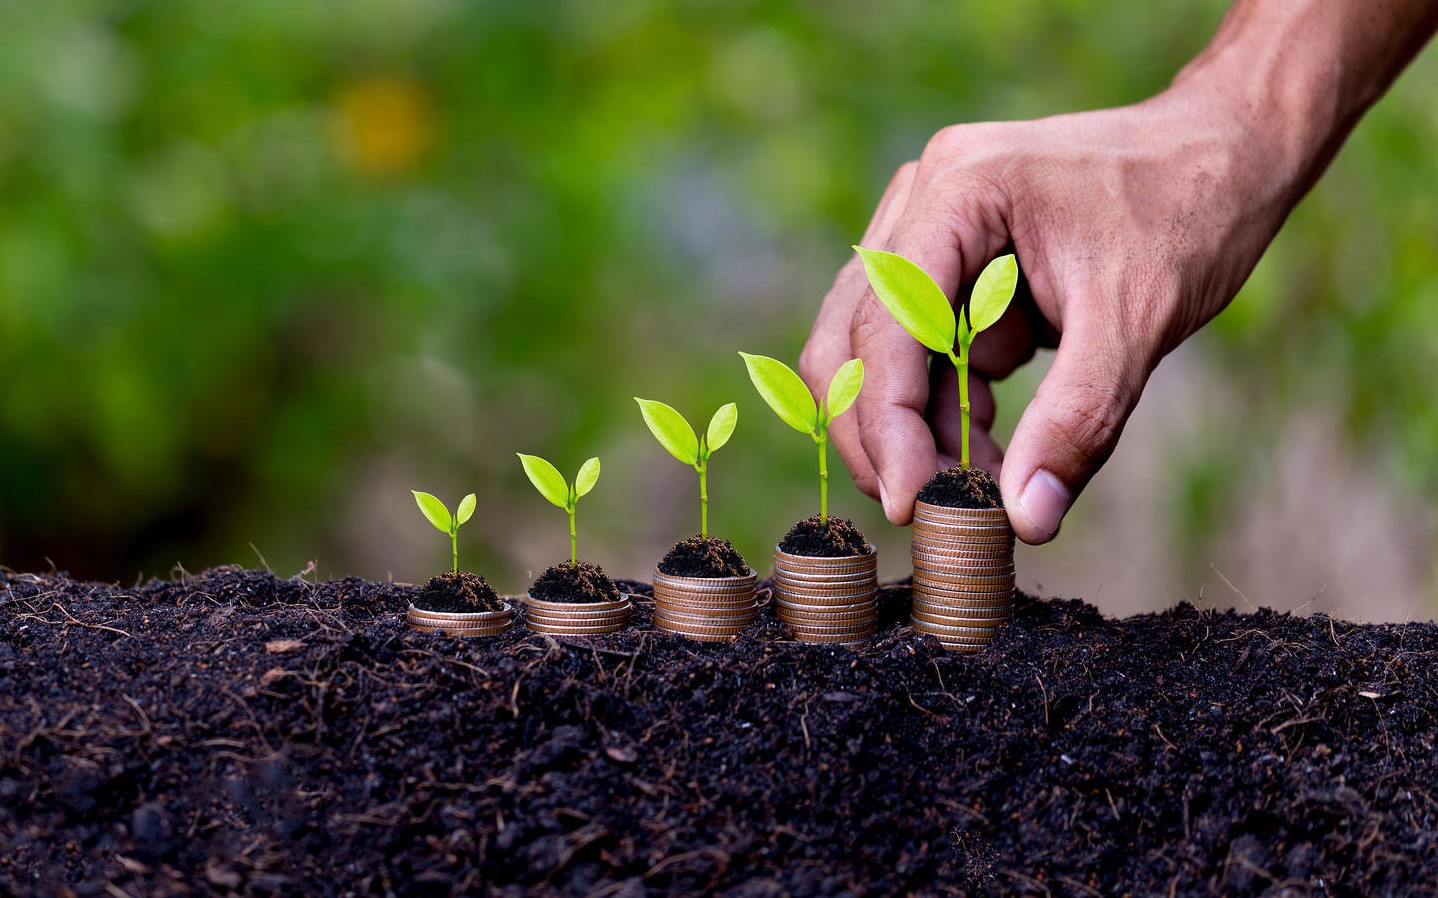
[878,478,892,517]
[1017,469,1072,540]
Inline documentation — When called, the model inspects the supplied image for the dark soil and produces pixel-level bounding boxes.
[414,570,503,613]
[918,465,1004,508]
[778,515,871,558]
[529,561,622,604]
[3,565,1437,897]
[656,535,749,578]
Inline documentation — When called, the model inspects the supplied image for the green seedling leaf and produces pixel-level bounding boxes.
[967,253,1018,334]
[739,352,817,435]
[412,490,452,533]
[517,454,571,509]
[706,403,738,454]
[456,493,477,526]
[853,245,955,353]
[575,457,601,498]
[635,398,699,465]
[825,358,864,421]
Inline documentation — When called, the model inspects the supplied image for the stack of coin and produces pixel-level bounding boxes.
[523,594,631,637]
[772,545,878,646]
[651,569,758,642]
[910,501,1015,652]
[407,601,515,637]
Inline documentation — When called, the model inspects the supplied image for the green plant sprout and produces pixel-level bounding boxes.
[853,247,1018,468]
[411,491,477,574]
[739,353,863,526]
[634,399,737,539]
[517,454,600,565]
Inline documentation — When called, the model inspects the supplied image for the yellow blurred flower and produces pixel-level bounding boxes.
[332,74,434,177]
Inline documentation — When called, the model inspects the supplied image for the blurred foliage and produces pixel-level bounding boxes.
[0,0,1434,587]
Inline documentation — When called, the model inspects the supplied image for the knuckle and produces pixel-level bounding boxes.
[797,343,825,389]
[922,125,968,163]
[849,294,893,348]
[1052,383,1127,460]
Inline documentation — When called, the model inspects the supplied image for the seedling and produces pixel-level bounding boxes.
[739,353,863,525]
[517,454,600,565]
[853,247,1017,468]
[411,491,477,574]
[635,399,737,539]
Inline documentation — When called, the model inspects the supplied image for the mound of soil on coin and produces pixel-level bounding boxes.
[4,565,1436,896]
[529,560,621,603]
[657,535,749,577]
[413,569,502,612]
[918,465,1004,508]
[779,515,871,557]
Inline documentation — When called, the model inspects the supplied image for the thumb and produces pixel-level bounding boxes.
[1000,314,1151,544]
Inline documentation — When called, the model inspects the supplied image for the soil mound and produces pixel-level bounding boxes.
[917,465,1003,508]
[414,570,502,612]
[529,560,621,603]
[778,515,871,557]
[657,535,749,578]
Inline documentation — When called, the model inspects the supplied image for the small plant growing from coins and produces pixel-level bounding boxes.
[517,454,601,565]
[853,247,1017,469]
[411,491,476,574]
[408,490,504,615]
[738,353,862,525]
[635,398,751,579]
[634,399,737,538]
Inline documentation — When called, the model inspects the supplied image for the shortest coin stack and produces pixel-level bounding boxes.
[910,501,1015,653]
[772,546,878,646]
[407,602,515,638]
[524,594,632,637]
[651,569,758,642]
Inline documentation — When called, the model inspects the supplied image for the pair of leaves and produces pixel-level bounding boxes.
[739,352,863,437]
[412,491,476,534]
[635,399,736,468]
[517,454,600,510]
[853,246,1018,354]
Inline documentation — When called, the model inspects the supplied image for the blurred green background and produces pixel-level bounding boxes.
[1,0,1434,618]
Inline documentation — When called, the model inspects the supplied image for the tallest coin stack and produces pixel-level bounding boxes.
[908,500,1016,652]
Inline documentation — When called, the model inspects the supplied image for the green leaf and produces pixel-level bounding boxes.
[634,398,699,465]
[411,490,452,534]
[738,352,817,435]
[705,403,738,454]
[852,245,955,353]
[574,457,601,498]
[825,358,864,421]
[456,493,476,526]
[517,453,570,509]
[968,253,1018,334]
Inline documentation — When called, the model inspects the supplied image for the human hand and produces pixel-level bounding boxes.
[800,81,1300,543]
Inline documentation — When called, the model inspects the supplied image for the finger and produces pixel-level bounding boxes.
[999,307,1151,544]
[803,163,919,499]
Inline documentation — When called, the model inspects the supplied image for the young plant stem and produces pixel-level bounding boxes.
[698,464,709,539]
[568,507,577,566]
[450,527,459,575]
[817,433,829,526]
[953,343,971,468]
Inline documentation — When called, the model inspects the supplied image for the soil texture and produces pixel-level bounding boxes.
[656,535,748,578]
[918,465,1004,508]
[529,561,622,604]
[778,515,871,558]
[414,570,502,613]
[3,565,1436,897]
